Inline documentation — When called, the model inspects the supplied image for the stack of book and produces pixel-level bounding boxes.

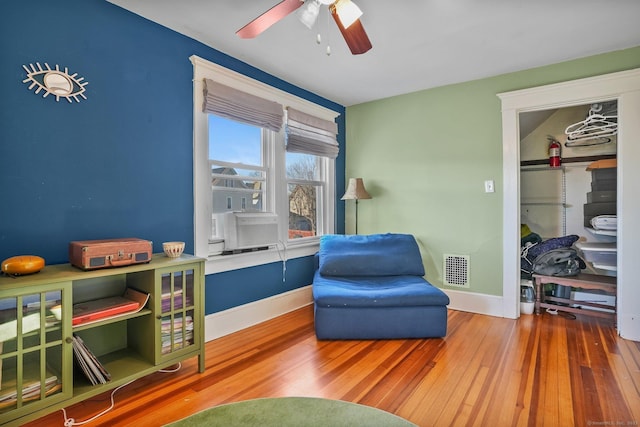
[0,374,60,410]
[161,315,193,354]
[160,289,194,312]
[72,335,111,385]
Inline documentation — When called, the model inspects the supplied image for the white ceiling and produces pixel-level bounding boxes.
[107,0,640,107]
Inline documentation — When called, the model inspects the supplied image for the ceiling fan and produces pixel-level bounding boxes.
[236,0,372,55]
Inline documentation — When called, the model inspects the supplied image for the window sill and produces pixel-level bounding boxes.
[203,241,319,275]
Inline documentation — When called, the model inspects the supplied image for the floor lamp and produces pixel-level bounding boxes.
[341,178,371,234]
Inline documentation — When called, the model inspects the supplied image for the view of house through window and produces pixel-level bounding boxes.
[208,114,324,242]
[209,115,265,220]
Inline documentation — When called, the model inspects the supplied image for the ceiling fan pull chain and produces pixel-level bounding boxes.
[325,6,331,56]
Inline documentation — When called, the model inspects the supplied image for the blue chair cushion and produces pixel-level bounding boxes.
[318,233,425,277]
[313,272,450,308]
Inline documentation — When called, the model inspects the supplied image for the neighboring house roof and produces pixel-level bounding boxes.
[211,167,249,190]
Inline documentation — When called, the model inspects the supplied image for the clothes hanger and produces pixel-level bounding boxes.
[564,102,618,145]
[565,114,617,138]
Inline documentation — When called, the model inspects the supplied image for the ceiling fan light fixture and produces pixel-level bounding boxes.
[237,0,371,56]
[333,0,362,29]
[298,0,321,29]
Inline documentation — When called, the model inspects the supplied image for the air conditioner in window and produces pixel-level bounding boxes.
[213,211,279,252]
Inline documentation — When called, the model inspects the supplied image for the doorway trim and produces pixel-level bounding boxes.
[498,68,640,341]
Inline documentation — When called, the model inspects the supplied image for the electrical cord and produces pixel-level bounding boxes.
[276,240,287,282]
[61,363,182,425]
[159,362,182,373]
[62,380,134,426]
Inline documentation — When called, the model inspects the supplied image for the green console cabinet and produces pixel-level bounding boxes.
[0,254,204,426]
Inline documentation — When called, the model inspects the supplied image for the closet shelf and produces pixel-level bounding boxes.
[521,202,568,207]
[520,154,616,167]
[521,166,565,172]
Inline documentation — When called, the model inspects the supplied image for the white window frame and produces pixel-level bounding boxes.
[191,55,337,275]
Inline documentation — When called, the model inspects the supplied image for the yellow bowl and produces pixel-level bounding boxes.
[163,241,185,258]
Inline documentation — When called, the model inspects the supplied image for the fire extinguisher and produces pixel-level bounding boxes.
[548,136,561,168]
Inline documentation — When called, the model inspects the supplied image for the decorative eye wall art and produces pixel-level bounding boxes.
[22,62,88,103]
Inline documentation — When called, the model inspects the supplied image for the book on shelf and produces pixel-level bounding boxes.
[161,288,183,298]
[161,315,194,354]
[72,288,150,326]
[0,370,60,410]
[161,294,183,311]
[72,334,111,385]
[161,330,194,354]
[161,288,194,312]
[161,315,193,334]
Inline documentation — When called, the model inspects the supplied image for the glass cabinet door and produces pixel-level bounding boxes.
[158,268,197,359]
[0,285,70,421]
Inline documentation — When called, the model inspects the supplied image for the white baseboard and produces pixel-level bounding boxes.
[204,286,512,342]
[204,285,313,341]
[443,288,507,318]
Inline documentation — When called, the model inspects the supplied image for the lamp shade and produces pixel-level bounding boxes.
[341,178,371,200]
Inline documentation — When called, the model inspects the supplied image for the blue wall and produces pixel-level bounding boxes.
[0,0,345,314]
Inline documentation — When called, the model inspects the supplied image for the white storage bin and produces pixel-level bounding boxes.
[575,241,617,270]
[571,291,616,313]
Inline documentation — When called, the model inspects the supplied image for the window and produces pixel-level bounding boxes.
[286,152,325,239]
[209,114,267,219]
[192,56,337,274]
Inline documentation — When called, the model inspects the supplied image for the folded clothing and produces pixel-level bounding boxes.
[525,235,579,260]
[590,215,617,231]
[521,235,581,278]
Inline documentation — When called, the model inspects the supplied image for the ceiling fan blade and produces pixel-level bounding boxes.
[330,12,372,55]
[237,0,304,39]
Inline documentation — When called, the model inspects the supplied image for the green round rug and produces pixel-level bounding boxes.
[164,397,416,427]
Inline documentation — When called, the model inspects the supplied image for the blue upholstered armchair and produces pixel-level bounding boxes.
[312,233,450,340]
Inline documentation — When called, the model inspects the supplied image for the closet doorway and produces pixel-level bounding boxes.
[498,68,640,342]
[519,102,617,246]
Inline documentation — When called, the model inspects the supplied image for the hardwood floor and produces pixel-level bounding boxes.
[28,306,640,426]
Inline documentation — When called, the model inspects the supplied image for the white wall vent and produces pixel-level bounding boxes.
[443,254,470,288]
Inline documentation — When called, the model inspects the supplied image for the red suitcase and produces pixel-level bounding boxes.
[69,238,153,270]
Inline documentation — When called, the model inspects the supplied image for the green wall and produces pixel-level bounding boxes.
[345,46,640,296]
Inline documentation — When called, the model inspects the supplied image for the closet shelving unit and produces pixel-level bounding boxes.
[521,165,567,237]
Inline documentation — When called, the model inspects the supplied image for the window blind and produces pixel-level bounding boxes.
[286,107,339,159]
[203,79,284,132]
